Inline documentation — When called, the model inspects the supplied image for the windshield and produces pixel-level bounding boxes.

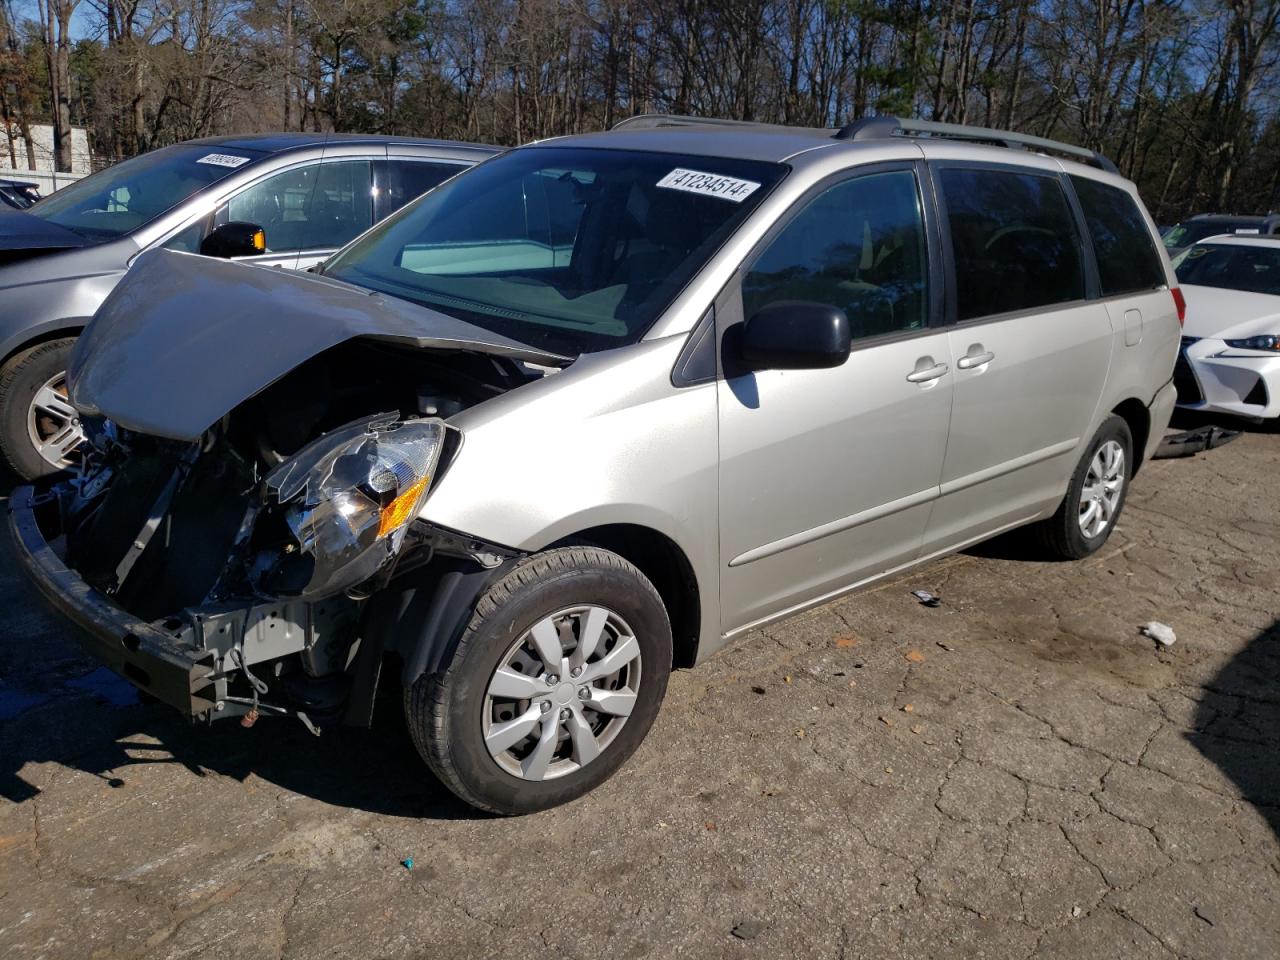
[1163,219,1263,249]
[29,144,264,242]
[323,147,786,355]
[1174,243,1280,296]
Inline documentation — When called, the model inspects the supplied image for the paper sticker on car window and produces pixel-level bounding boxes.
[1235,228,1261,234]
[657,168,761,203]
[197,153,252,169]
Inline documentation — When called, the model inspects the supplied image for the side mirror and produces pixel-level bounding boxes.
[200,221,266,259]
[740,301,851,371]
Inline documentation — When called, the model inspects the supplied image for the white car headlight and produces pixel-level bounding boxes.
[1224,335,1280,352]
[264,414,447,597]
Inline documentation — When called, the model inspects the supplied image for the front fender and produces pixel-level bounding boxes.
[421,336,723,657]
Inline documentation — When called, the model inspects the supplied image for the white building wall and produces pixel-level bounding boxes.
[0,123,91,195]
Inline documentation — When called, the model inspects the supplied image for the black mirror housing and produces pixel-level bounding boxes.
[200,221,266,259]
[740,301,851,371]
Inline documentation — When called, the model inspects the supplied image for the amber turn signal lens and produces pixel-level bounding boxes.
[377,476,429,538]
[252,229,266,252]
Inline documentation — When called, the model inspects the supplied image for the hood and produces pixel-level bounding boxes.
[69,249,569,441]
[1180,284,1280,340]
[0,207,87,251]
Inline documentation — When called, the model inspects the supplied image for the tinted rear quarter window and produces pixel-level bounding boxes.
[1070,176,1165,296]
[938,167,1084,321]
[380,161,463,218]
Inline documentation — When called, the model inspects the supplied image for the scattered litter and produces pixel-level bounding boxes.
[911,589,942,607]
[878,715,894,727]
[705,821,717,832]
[905,650,927,664]
[1140,621,1177,647]
[783,675,792,684]
[902,703,915,713]
[835,636,859,648]
[1193,905,1216,927]
[1152,425,1240,459]
[884,766,893,774]
[847,680,857,687]
[795,728,806,738]
[910,723,925,735]
[936,640,955,652]
[401,857,414,870]
[751,685,767,695]
[1071,905,1082,919]
[731,920,765,940]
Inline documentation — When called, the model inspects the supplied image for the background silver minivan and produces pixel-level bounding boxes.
[0,134,497,479]
[13,116,1181,815]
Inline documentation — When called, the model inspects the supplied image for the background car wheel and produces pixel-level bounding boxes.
[0,337,84,480]
[404,546,672,815]
[1033,414,1133,560]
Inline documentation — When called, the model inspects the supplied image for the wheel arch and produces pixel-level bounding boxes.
[546,523,702,670]
[1110,397,1150,475]
[0,319,87,369]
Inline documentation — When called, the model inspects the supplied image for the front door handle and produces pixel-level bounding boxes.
[957,348,995,370]
[906,360,949,383]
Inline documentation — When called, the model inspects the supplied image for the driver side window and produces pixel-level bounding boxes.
[743,170,928,341]
[223,161,372,254]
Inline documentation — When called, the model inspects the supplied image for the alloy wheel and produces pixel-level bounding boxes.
[482,605,642,781]
[26,371,85,470]
[1078,439,1125,539]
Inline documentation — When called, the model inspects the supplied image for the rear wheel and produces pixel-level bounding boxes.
[404,546,672,815]
[1033,415,1132,560]
[0,337,84,480]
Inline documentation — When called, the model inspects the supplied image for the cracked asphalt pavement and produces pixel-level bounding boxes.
[1,424,1278,959]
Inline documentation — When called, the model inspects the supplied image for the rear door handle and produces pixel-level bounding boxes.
[906,360,949,383]
[956,350,995,370]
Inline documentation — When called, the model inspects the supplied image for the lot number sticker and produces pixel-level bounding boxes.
[657,168,761,203]
[197,153,252,169]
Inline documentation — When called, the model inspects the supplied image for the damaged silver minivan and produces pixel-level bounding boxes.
[10,117,1181,814]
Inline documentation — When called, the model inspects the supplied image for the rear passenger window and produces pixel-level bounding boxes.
[1070,176,1166,296]
[939,168,1084,321]
[380,162,462,218]
[743,169,928,340]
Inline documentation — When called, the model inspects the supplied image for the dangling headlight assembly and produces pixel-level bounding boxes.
[262,414,450,598]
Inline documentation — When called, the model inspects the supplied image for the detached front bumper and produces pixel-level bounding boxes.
[7,485,219,717]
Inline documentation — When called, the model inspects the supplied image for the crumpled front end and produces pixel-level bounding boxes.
[10,331,540,727]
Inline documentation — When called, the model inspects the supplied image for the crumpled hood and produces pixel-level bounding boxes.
[1181,284,1280,340]
[0,207,88,251]
[69,249,568,441]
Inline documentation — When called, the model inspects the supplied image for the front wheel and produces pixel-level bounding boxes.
[405,546,672,815]
[0,337,85,480]
[1033,414,1132,560]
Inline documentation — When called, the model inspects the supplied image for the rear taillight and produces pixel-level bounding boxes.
[1171,287,1186,326]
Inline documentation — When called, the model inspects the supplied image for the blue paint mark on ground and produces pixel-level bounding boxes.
[67,667,139,707]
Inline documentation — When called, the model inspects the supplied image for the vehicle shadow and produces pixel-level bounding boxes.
[0,683,488,820]
[1191,619,1280,840]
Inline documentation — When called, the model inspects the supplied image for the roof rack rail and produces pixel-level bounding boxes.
[836,116,1118,174]
[613,114,768,131]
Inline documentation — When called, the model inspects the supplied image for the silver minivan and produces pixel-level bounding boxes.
[10,116,1181,814]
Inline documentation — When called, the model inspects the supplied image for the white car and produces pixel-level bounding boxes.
[1172,235,1280,419]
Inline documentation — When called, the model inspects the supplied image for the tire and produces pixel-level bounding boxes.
[0,337,81,480]
[405,546,673,815]
[1032,414,1133,560]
